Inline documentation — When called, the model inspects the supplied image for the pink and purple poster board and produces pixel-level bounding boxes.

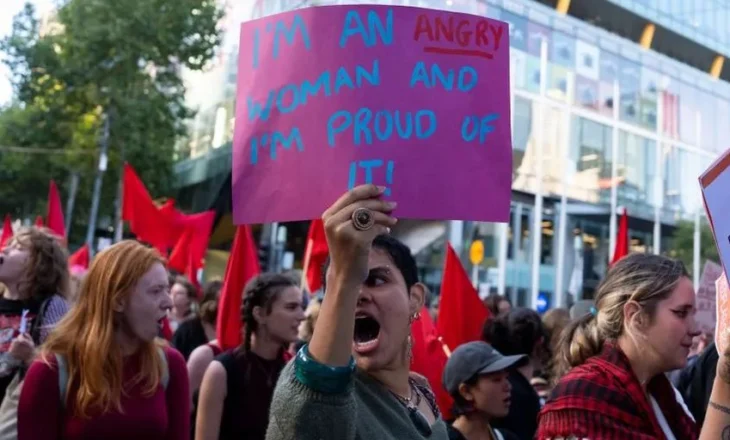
[232,5,512,224]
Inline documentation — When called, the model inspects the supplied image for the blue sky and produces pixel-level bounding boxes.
[0,0,53,105]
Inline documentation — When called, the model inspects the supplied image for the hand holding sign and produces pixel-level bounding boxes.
[233,5,512,224]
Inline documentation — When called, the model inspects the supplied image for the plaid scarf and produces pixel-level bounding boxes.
[537,343,698,440]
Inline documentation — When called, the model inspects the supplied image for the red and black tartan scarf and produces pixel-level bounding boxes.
[537,342,698,440]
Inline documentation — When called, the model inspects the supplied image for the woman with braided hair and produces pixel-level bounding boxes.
[194,273,304,440]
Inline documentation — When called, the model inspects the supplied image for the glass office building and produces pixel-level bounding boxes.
[176,0,727,308]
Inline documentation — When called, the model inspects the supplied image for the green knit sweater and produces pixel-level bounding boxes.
[266,361,449,440]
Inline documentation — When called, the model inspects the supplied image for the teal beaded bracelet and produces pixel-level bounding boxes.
[294,344,356,394]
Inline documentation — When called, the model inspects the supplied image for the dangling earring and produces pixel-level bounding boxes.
[407,334,413,361]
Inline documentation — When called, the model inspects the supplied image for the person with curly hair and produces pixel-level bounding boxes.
[482,308,547,439]
[194,273,304,440]
[0,227,70,403]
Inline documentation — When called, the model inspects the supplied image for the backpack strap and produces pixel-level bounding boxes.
[56,348,169,409]
[55,354,69,408]
[157,346,169,390]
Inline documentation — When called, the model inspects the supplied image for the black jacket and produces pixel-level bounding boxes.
[676,342,719,428]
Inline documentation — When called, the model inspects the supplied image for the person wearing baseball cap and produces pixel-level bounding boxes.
[443,341,525,440]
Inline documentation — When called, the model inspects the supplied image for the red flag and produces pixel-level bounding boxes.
[167,227,194,274]
[302,219,328,294]
[160,316,174,341]
[437,243,490,351]
[122,163,170,253]
[410,307,453,419]
[34,216,44,227]
[46,180,66,238]
[68,244,90,270]
[216,225,261,350]
[611,208,629,266]
[0,216,12,248]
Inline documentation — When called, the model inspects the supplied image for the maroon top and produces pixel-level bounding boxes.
[18,346,190,440]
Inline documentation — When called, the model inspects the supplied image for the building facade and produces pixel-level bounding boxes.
[174,0,728,309]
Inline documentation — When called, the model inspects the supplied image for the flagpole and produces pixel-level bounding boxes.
[530,38,548,310]
[555,73,574,309]
[653,87,664,254]
[609,80,620,259]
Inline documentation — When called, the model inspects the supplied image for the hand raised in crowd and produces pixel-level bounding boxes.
[322,184,398,289]
[9,333,35,364]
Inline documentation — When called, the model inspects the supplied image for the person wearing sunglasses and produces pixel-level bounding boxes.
[266,185,448,440]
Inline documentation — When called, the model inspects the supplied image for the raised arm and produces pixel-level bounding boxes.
[265,185,397,440]
[700,343,730,439]
[308,184,395,367]
[195,360,226,440]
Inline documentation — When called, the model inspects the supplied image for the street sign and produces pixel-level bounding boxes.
[469,240,485,265]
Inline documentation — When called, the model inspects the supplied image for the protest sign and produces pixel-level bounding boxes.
[700,150,730,279]
[696,260,722,335]
[232,5,512,224]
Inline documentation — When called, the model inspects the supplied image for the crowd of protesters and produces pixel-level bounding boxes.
[0,186,728,440]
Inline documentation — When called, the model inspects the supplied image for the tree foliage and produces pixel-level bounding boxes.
[0,0,223,243]
[670,220,719,277]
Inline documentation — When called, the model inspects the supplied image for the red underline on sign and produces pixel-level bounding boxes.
[423,47,494,59]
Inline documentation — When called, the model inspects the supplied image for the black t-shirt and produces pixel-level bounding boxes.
[491,370,541,440]
[0,297,41,402]
[677,341,718,428]
[171,317,209,361]
[446,423,519,440]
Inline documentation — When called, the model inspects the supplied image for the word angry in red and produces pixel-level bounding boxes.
[412,14,505,60]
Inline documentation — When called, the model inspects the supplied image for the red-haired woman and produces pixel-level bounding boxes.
[18,240,189,439]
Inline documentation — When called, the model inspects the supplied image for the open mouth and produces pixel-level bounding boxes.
[0,256,4,265]
[353,315,381,354]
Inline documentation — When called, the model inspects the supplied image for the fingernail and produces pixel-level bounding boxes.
[385,227,391,234]
[387,201,398,209]
[377,186,387,194]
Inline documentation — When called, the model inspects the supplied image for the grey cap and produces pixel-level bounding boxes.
[443,341,527,396]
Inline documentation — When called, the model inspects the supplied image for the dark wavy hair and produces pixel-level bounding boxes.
[13,227,69,301]
[240,273,297,352]
[482,307,547,359]
[198,280,222,325]
[321,234,418,292]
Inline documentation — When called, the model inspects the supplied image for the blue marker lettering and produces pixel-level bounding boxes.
[355,60,380,87]
[461,116,478,142]
[458,66,478,92]
[334,67,355,93]
[348,162,357,190]
[247,93,275,122]
[410,62,431,88]
[276,84,300,114]
[327,110,352,147]
[273,15,311,60]
[359,159,384,184]
[415,110,437,139]
[394,111,413,138]
[432,64,454,91]
[478,113,499,143]
[385,161,394,196]
[354,108,373,145]
[340,9,393,48]
[250,128,304,164]
[374,110,393,141]
[270,128,304,159]
[300,71,332,105]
